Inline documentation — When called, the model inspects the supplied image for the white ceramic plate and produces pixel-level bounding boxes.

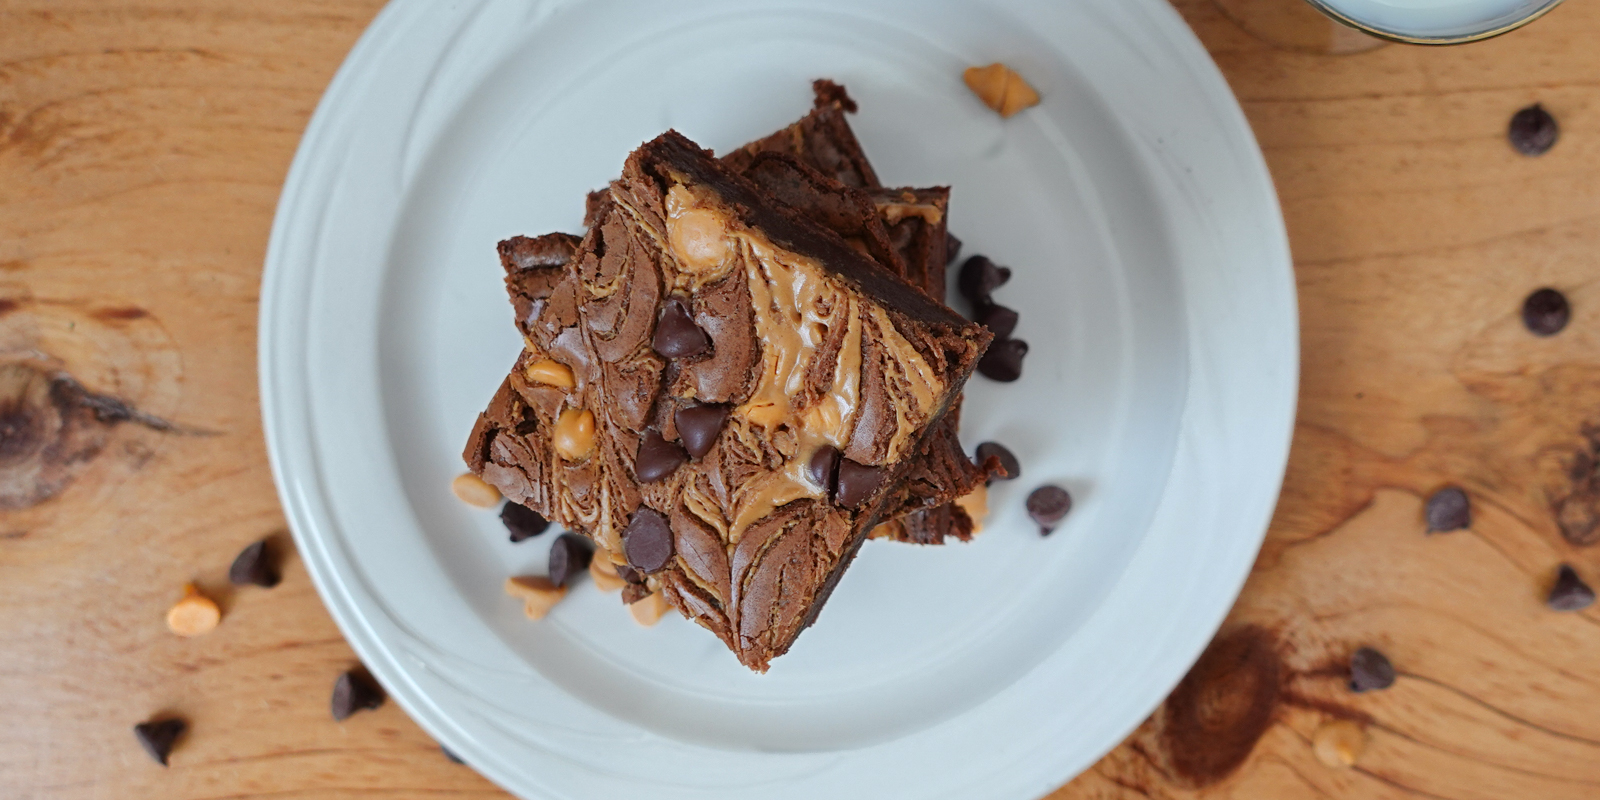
[260,1,1296,797]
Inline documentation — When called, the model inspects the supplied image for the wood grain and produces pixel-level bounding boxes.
[2,1,1598,798]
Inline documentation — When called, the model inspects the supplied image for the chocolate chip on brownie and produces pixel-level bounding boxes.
[835,459,886,508]
[622,508,674,573]
[653,297,711,359]
[635,429,688,484]
[674,403,730,459]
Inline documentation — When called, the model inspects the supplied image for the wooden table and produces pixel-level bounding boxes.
[4,1,1598,797]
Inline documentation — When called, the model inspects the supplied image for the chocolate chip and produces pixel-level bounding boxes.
[622,583,651,604]
[976,302,1019,340]
[547,533,593,587]
[834,459,885,508]
[133,718,185,766]
[958,255,1012,302]
[331,670,385,721]
[1026,485,1072,534]
[635,429,687,483]
[976,441,1020,481]
[1522,288,1570,337]
[1425,486,1470,532]
[499,501,550,543]
[441,745,465,764]
[675,403,729,459]
[945,233,962,265]
[1348,646,1396,693]
[1548,564,1595,611]
[616,563,645,585]
[977,338,1028,382]
[1509,103,1558,156]
[622,508,674,573]
[808,445,842,494]
[227,539,279,588]
[652,297,710,359]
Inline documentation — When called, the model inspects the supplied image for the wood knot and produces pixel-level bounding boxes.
[1553,425,1600,546]
[1159,624,1283,787]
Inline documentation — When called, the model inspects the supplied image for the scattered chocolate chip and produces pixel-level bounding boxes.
[500,501,550,543]
[975,302,1019,340]
[945,233,962,265]
[622,508,674,573]
[622,583,651,604]
[133,718,186,766]
[227,539,279,588]
[675,403,729,459]
[1509,103,1558,156]
[1425,486,1471,532]
[652,297,710,359]
[958,255,1012,302]
[1522,288,1570,337]
[331,670,385,721]
[635,429,688,483]
[1026,485,1072,534]
[441,745,465,764]
[547,533,593,587]
[834,459,885,508]
[615,563,645,585]
[1548,564,1595,611]
[976,442,1020,481]
[1348,646,1396,692]
[977,338,1028,382]
[808,445,842,494]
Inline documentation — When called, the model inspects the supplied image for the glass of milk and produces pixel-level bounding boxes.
[1306,0,1563,42]
[1211,0,1563,52]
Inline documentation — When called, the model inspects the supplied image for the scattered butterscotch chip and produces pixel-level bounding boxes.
[955,484,990,534]
[590,556,627,592]
[628,590,670,627]
[504,575,567,619]
[165,584,220,637]
[330,669,385,721]
[133,717,186,766]
[1312,719,1367,768]
[451,473,501,508]
[963,63,1040,118]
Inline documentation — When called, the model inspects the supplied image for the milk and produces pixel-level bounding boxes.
[1313,0,1561,39]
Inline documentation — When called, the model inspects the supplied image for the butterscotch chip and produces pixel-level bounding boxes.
[165,584,220,637]
[451,473,501,508]
[627,591,670,627]
[954,484,989,534]
[552,408,595,461]
[504,575,566,620]
[963,63,1040,118]
[1312,720,1367,768]
[589,556,626,592]
[525,358,575,389]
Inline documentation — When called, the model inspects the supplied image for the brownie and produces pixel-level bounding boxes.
[466,131,992,670]
[720,80,881,189]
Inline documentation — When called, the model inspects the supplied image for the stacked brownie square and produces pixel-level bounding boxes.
[465,82,998,670]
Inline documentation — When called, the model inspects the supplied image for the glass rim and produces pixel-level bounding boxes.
[1303,0,1565,44]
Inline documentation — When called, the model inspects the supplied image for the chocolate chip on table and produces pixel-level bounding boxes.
[653,297,710,359]
[1522,288,1570,337]
[500,501,550,543]
[675,403,729,459]
[331,669,385,721]
[957,255,1012,303]
[622,508,674,573]
[945,232,962,265]
[133,717,186,766]
[547,533,594,587]
[976,302,1019,340]
[1348,646,1396,693]
[1548,564,1596,612]
[975,442,1020,482]
[1026,485,1072,535]
[807,445,842,494]
[1509,103,1558,156]
[635,429,688,483]
[977,338,1028,382]
[441,745,465,764]
[1425,486,1471,532]
[228,539,279,588]
[834,459,885,508]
